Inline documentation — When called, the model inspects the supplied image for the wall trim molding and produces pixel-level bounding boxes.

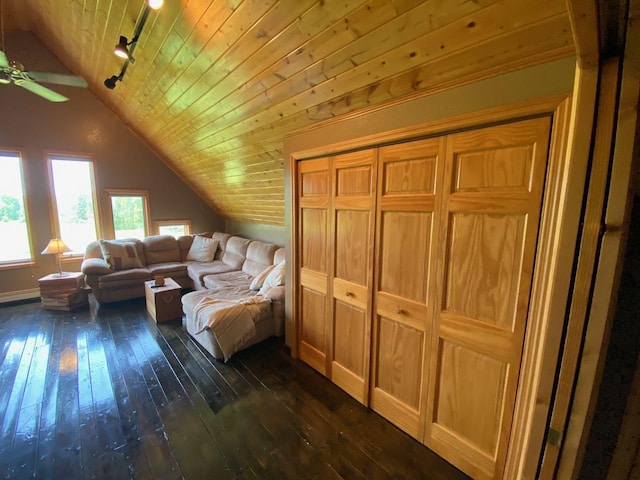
[0,288,40,304]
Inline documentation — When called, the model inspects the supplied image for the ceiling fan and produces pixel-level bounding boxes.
[0,51,88,102]
[0,0,87,102]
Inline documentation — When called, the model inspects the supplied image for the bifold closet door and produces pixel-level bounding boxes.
[370,138,444,439]
[425,117,552,480]
[330,149,377,404]
[297,158,330,375]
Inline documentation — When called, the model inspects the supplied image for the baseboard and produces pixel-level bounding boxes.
[0,288,40,304]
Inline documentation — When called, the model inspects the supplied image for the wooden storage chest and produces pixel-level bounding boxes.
[144,277,182,323]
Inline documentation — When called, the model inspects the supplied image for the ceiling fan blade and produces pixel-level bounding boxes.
[0,50,8,68]
[27,71,88,88]
[17,80,69,102]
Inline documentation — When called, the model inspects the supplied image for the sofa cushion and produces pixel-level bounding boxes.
[186,261,237,288]
[84,240,104,260]
[99,240,143,270]
[97,267,152,286]
[81,257,113,275]
[242,241,278,277]
[274,248,286,265]
[249,263,276,291]
[263,285,285,302]
[112,238,146,265]
[176,233,213,260]
[221,236,251,269]
[258,261,285,295]
[212,232,232,260]
[177,235,193,261]
[147,262,189,277]
[203,271,253,290]
[181,287,258,317]
[186,235,218,262]
[143,235,180,264]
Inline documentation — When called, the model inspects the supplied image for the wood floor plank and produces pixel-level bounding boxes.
[99,316,152,478]
[0,297,469,480]
[157,323,259,478]
[77,328,101,479]
[233,359,380,480]
[1,313,50,478]
[51,317,82,479]
[87,320,134,479]
[112,308,184,479]
[133,318,234,480]
[239,351,388,478]
[35,309,65,479]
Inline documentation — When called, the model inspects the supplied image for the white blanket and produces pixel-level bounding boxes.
[192,295,270,361]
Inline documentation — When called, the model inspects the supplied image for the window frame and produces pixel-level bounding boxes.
[46,151,102,258]
[155,219,192,237]
[0,148,36,268]
[105,188,151,240]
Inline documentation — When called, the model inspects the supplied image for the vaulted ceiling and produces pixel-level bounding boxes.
[2,0,575,226]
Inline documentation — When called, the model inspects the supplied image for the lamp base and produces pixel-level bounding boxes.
[52,272,69,278]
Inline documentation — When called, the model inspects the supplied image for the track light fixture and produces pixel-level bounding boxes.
[104,0,161,90]
[104,74,121,89]
[114,36,133,60]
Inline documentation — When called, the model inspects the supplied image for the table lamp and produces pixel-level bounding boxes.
[41,238,71,277]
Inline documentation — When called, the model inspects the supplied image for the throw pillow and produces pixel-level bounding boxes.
[249,263,277,291]
[258,260,285,295]
[99,240,143,271]
[186,235,218,262]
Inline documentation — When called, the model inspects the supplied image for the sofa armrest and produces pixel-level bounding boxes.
[81,257,112,275]
[263,285,285,303]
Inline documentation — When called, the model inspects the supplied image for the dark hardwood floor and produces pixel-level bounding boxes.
[0,295,470,480]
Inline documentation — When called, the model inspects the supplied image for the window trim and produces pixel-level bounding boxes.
[0,148,36,268]
[155,219,192,237]
[46,151,102,258]
[105,188,151,240]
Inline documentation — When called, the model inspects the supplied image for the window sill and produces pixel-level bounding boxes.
[0,260,36,271]
[61,255,83,263]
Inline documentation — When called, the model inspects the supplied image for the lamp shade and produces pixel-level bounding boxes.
[41,238,71,255]
[114,36,130,59]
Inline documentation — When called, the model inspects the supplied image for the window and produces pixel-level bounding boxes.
[156,220,192,238]
[107,189,150,240]
[48,154,100,255]
[0,150,32,264]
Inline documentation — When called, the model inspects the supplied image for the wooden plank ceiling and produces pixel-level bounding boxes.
[3,0,574,226]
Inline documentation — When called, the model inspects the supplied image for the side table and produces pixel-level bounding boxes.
[144,277,183,323]
[38,272,89,311]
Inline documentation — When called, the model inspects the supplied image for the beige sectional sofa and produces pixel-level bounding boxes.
[81,232,283,302]
[81,231,285,360]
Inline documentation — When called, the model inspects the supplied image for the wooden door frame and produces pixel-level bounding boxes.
[289,91,590,477]
[553,0,640,477]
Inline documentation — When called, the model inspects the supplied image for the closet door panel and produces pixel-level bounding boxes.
[446,212,526,329]
[301,208,327,272]
[299,287,328,372]
[330,149,376,404]
[376,317,424,407]
[426,117,551,480]
[371,138,444,439]
[333,301,366,377]
[335,209,369,285]
[434,340,508,452]
[298,158,330,375]
[379,210,431,302]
